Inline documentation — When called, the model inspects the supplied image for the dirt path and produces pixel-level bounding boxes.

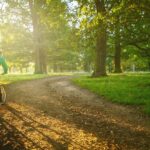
[0,76,150,150]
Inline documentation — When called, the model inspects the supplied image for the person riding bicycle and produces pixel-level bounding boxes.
[0,51,8,74]
[0,51,7,104]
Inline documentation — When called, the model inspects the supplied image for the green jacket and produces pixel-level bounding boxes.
[0,56,5,64]
[0,56,8,74]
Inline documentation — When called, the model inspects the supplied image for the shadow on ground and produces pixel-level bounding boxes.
[1,77,150,150]
[0,102,150,150]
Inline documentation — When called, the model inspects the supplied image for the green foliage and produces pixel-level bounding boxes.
[0,0,82,72]
[0,0,149,72]
[75,0,150,72]
[73,73,150,115]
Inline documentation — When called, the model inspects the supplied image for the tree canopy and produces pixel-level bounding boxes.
[0,0,149,74]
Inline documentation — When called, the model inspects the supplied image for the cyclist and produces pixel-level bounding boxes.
[0,51,7,104]
[0,51,8,74]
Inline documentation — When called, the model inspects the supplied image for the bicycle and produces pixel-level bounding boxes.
[0,84,6,105]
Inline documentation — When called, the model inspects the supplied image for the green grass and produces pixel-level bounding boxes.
[73,73,150,115]
[0,74,49,84]
[0,72,75,85]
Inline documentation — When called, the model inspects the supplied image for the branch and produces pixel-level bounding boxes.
[131,43,149,51]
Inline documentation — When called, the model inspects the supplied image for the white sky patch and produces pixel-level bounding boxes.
[67,1,78,10]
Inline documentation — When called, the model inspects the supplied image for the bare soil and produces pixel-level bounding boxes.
[0,76,150,150]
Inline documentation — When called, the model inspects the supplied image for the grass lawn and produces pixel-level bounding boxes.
[0,72,75,85]
[73,73,150,115]
[0,74,49,84]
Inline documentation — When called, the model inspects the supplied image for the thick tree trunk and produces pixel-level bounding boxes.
[93,0,107,77]
[29,0,47,74]
[93,29,107,77]
[114,21,122,73]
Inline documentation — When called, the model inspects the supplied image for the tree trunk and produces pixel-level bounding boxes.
[40,49,47,73]
[29,0,46,74]
[148,61,150,71]
[114,21,122,73]
[83,61,91,72]
[114,41,122,73]
[93,0,107,77]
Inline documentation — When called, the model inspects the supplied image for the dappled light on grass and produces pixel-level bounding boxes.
[0,102,111,150]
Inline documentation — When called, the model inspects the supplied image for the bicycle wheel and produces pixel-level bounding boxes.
[0,85,6,104]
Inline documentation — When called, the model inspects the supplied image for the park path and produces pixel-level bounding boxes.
[0,76,150,150]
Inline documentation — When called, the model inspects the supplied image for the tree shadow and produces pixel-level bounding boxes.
[4,101,150,150]
[20,97,150,150]
[62,98,150,150]
[4,79,150,150]
[2,105,88,150]
[0,117,44,150]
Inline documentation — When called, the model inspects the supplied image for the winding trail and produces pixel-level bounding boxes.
[0,76,150,150]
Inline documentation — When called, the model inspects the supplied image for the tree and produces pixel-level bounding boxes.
[92,0,107,76]
[120,0,150,71]
[29,0,47,74]
[75,0,107,76]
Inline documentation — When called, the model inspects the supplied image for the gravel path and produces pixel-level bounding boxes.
[0,76,150,150]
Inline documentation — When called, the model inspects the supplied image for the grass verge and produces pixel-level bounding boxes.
[0,74,49,84]
[73,73,150,115]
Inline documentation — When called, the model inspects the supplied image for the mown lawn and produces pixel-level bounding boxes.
[0,74,49,84]
[73,73,150,115]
